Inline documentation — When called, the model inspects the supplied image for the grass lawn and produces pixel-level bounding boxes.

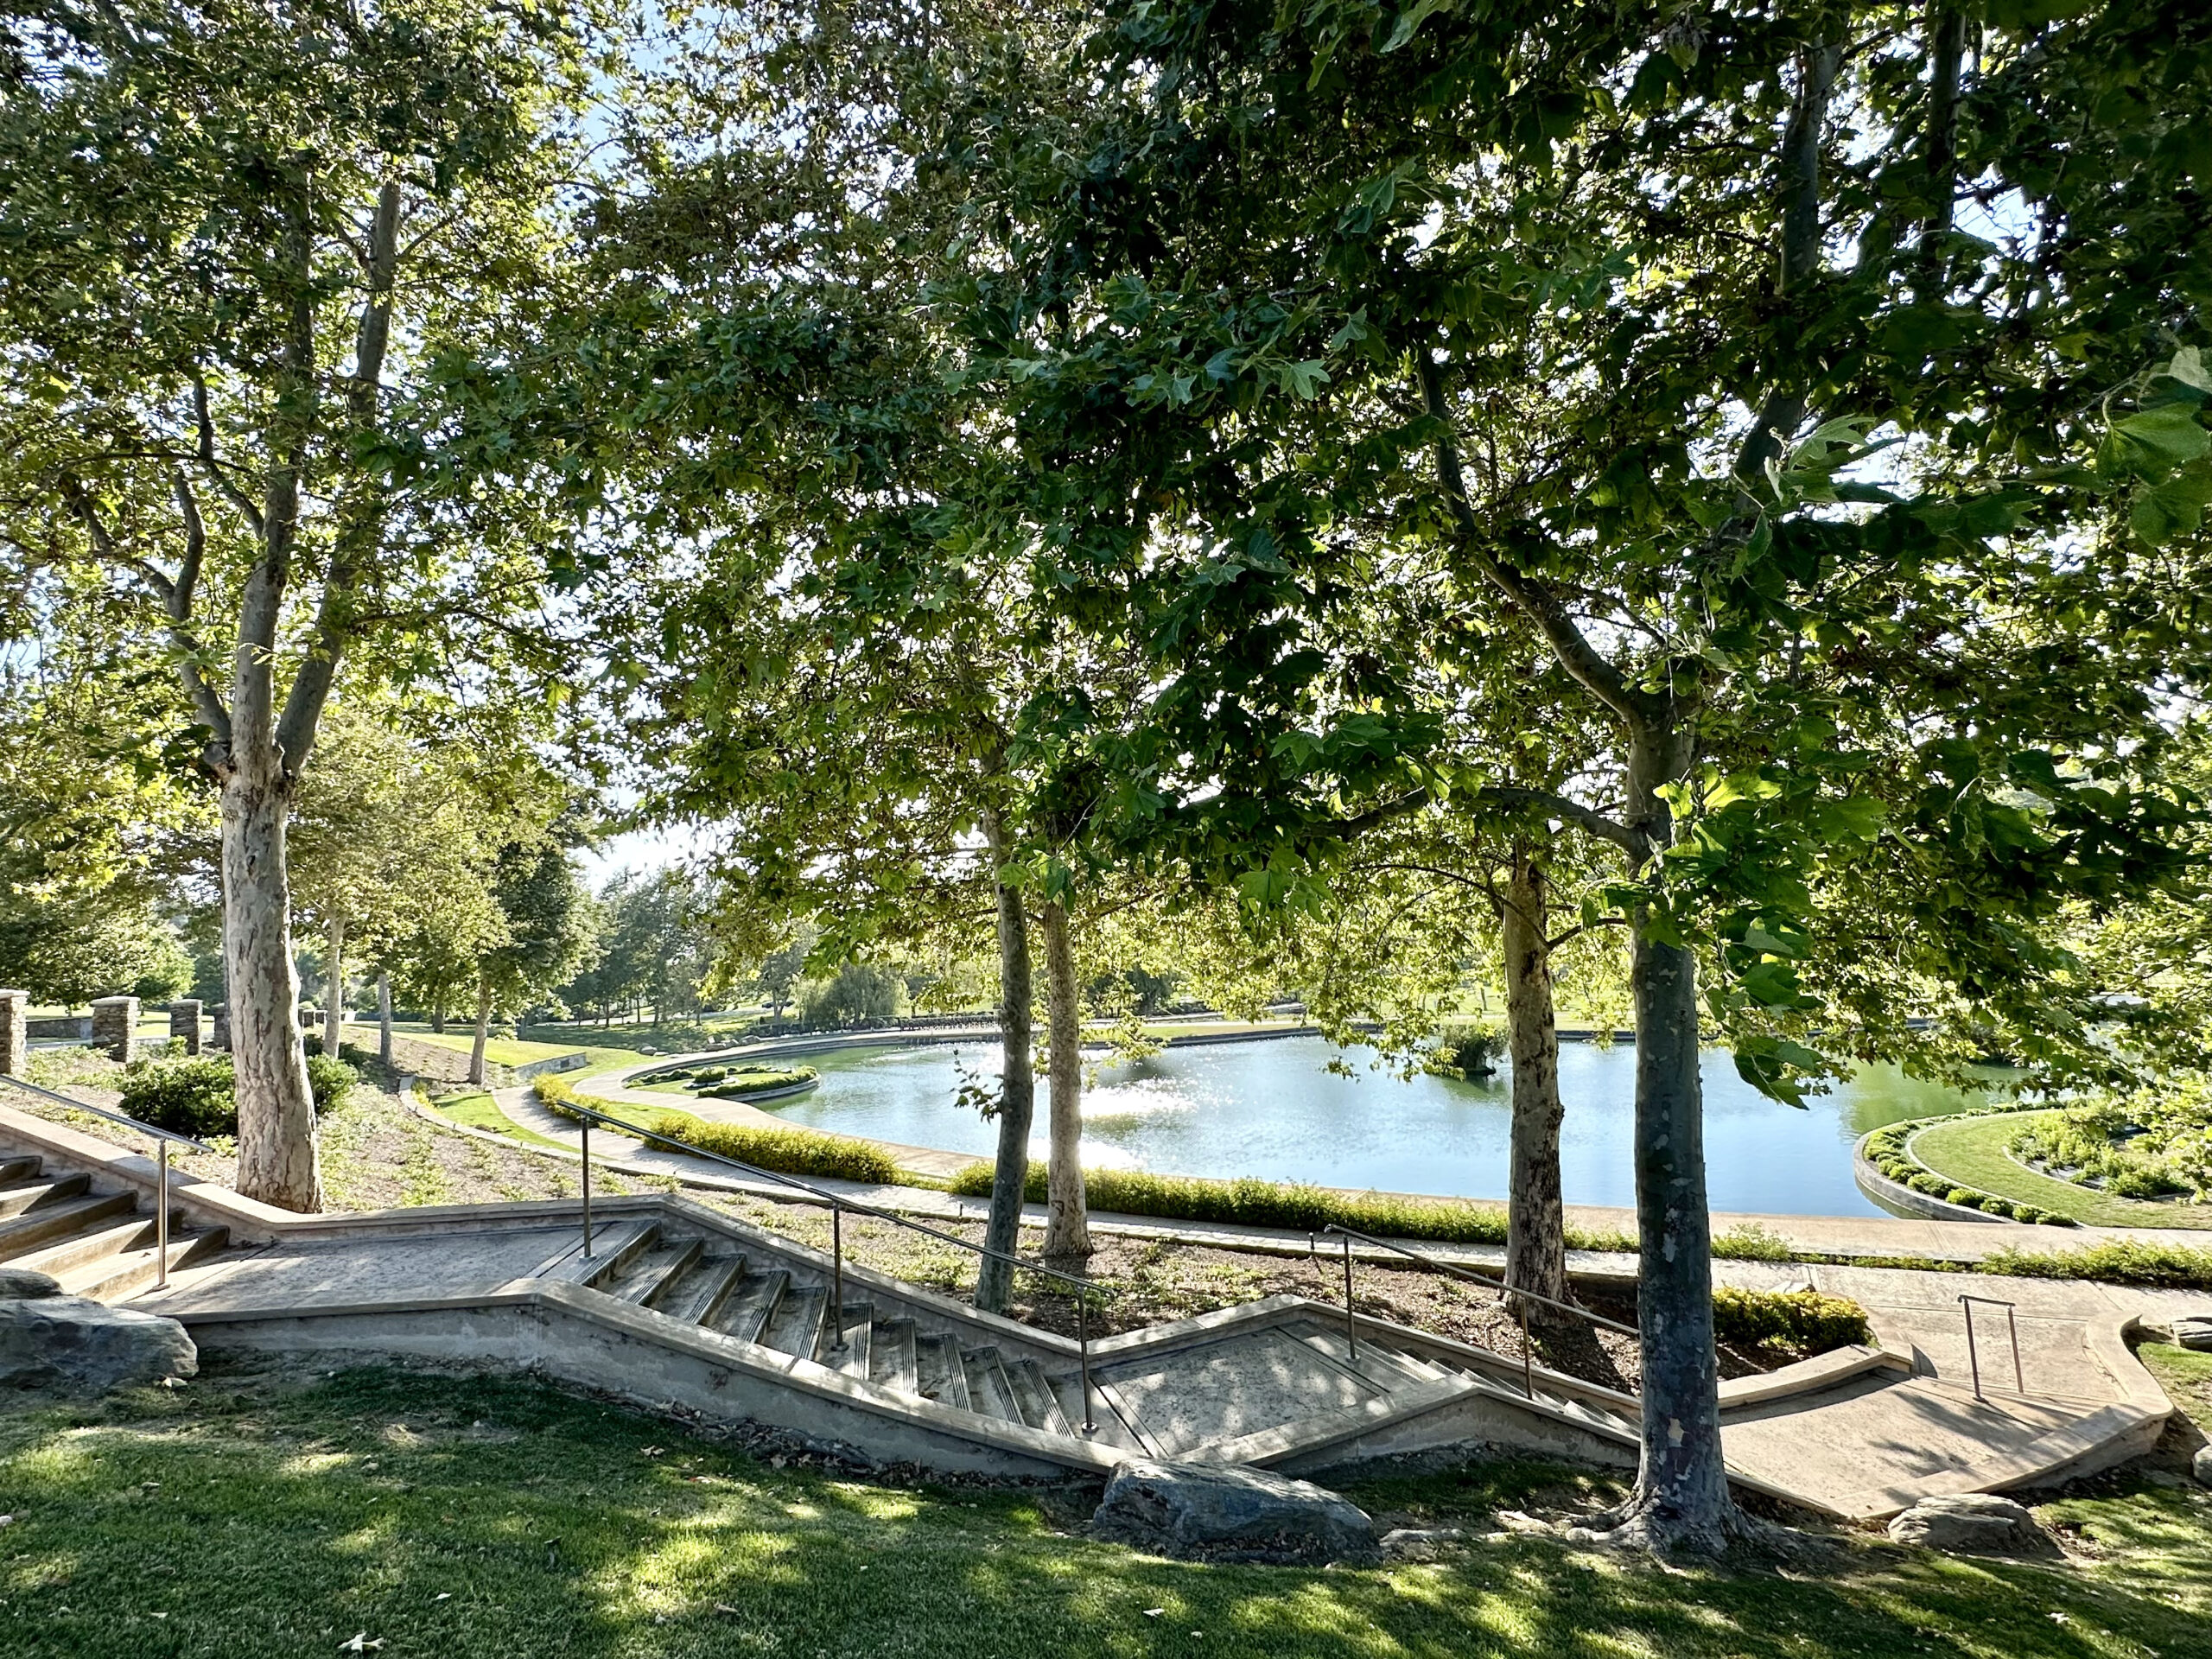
[404,1032,596,1067]
[1910,1113,2212,1230]
[426,1089,576,1155]
[0,1361,2205,1659]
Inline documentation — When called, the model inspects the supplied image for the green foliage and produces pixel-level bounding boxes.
[640,1112,899,1185]
[1980,1239,2212,1290]
[2010,1083,2212,1201]
[1423,1019,1504,1079]
[118,1053,353,1138]
[1710,1288,1872,1356]
[696,1067,817,1097]
[798,963,906,1027]
[1861,1117,2071,1224]
[944,1160,1636,1252]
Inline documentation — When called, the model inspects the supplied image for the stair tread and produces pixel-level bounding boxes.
[1047,1372,1141,1449]
[9,1211,162,1275]
[961,1345,1022,1425]
[609,1237,703,1306]
[0,1156,42,1185]
[915,1331,970,1411]
[61,1228,228,1300]
[660,1254,746,1326]
[0,1173,90,1217]
[0,1192,137,1260]
[1005,1356,1074,1436]
[763,1284,827,1359]
[538,1221,655,1286]
[873,1318,919,1395]
[712,1268,789,1345]
[820,1302,872,1378]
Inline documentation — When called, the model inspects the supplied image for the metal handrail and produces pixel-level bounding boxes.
[1958,1293,2025,1401]
[0,1072,215,1290]
[1319,1223,1639,1403]
[559,1096,1103,1433]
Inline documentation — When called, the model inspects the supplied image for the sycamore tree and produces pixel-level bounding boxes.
[941,0,2212,1548]
[0,1,588,1207]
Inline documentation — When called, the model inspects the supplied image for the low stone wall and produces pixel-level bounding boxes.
[513,1051,591,1082]
[23,1015,91,1041]
[1852,1131,2012,1225]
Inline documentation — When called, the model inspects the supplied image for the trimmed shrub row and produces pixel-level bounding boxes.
[634,1063,819,1096]
[531,1074,896,1185]
[1981,1239,2212,1289]
[1861,1120,2073,1225]
[1711,1287,1872,1355]
[118,1052,355,1139]
[945,1160,1638,1253]
[639,1111,900,1185]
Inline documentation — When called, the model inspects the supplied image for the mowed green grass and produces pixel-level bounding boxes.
[427,1089,575,1154]
[1910,1113,2212,1230]
[1,1363,2207,1659]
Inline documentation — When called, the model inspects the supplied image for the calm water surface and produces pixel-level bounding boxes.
[761,1034,1984,1217]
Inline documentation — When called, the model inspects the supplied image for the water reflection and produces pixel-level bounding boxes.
[766,1035,1988,1217]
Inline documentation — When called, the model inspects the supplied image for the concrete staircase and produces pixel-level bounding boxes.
[540,1217,1106,1444]
[0,1151,227,1300]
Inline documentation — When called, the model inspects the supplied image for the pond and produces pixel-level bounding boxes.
[758,1033,1987,1218]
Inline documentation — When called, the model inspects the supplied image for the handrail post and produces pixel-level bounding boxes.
[1960,1294,1981,1401]
[580,1116,593,1260]
[156,1136,170,1291]
[1340,1232,1357,1360]
[2006,1302,2024,1395]
[830,1204,846,1350]
[1518,1299,1533,1399]
[1077,1289,1096,1434]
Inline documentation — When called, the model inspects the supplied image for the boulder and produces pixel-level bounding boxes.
[0,1270,60,1300]
[1380,1527,1465,1562]
[0,1296,196,1393]
[1090,1459,1377,1564]
[2171,1316,2212,1352]
[2193,1446,2212,1489]
[1885,1494,2049,1554]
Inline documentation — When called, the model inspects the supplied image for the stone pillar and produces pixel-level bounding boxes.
[168,999,203,1057]
[210,1005,231,1052]
[90,995,139,1064]
[0,989,27,1077]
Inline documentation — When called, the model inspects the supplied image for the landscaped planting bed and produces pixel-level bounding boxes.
[1860,1114,2073,1224]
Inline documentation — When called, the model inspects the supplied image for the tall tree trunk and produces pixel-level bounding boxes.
[1610,718,1734,1550]
[468,975,492,1086]
[1499,844,1567,1323]
[975,809,1036,1313]
[222,766,322,1210]
[377,969,393,1067]
[431,995,447,1035]
[1039,899,1090,1261]
[324,912,346,1058]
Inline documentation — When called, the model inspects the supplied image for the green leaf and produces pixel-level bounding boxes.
[2112,405,2212,476]
[2130,461,2212,544]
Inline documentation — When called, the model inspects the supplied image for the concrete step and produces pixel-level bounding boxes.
[62,1227,229,1301]
[10,1211,167,1278]
[1004,1357,1073,1436]
[961,1345,1021,1426]
[0,1192,137,1261]
[713,1268,789,1345]
[0,1172,90,1217]
[1049,1372,1143,1449]
[609,1236,703,1307]
[872,1317,918,1395]
[763,1283,827,1360]
[1292,1324,1452,1392]
[915,1331,969,1411]
[659,1254,746,1326]
[0,1156,42,1185]
[540,1221,657,1287]
[819,1303,873,1379]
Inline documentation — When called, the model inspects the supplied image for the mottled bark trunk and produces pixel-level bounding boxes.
[1616,719,1733,1548]
[468,976,492,1086]
[324,912,346,1058]
[377,969,393,1068]
[1039,899,1090,1261]
[431,998,447,1034]
[974,810,1036,1314]
[222,766,322,1211]
[1500,847,1568,1322]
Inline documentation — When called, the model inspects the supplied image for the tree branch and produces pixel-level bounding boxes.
[1418,353,1659,734]
[1473,785,1648,861]
[192,374,266,535]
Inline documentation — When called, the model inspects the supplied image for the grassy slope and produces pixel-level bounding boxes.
[1,1363,2206,1659]
[1910,1113,2212,1230]
[427,1089,577,1154]
[403,1032,594,1066]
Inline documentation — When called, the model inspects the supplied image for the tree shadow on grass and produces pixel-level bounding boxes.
[0,1363,2203,1658]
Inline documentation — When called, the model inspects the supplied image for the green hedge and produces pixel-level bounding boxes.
[698,1066,817,1098]
[945,1160,1638,1252]
[640,1112,899,1185]
[118,1052,354,1139]
[1711,1287,1872,1354]
[1980,1239,2212,1289]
